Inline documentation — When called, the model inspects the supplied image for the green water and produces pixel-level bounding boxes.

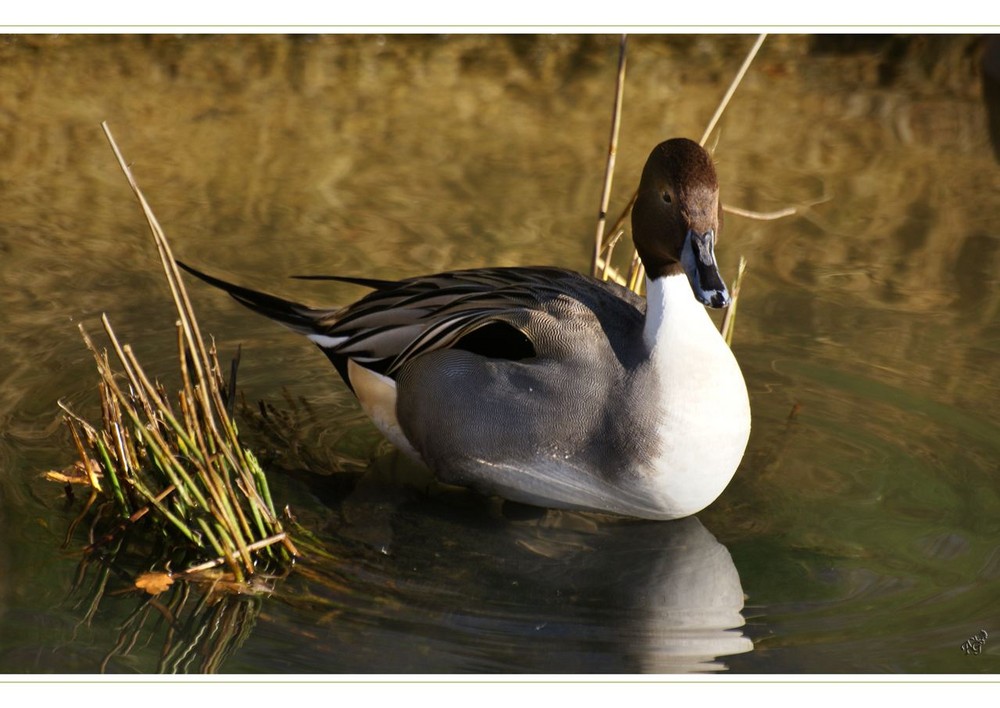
[1,34,999,674]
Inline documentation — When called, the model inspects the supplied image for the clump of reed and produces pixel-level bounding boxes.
[50,123,297,588]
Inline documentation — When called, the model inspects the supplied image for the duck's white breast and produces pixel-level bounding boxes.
[639,275,751,517]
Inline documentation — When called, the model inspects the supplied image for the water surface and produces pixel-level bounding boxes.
[1,34,999,674]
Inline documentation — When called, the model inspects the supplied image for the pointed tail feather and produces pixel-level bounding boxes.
[291,273,398,290]
[176,260,335,335]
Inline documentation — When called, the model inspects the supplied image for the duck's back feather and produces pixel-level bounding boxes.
[178,262,648,381]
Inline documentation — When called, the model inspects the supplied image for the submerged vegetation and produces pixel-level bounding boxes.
[49,124,298,590]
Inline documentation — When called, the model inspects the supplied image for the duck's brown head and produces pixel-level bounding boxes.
[632,138,730,308]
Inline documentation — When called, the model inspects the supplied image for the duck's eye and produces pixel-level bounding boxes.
[662,192,672,204]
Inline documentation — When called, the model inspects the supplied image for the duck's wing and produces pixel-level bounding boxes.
[177,262,638,383]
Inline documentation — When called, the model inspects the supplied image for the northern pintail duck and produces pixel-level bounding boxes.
[180,138,751,520]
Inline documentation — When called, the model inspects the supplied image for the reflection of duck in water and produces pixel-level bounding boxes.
[507,513,752,673]
[626,517,753,672]
[181,138,750,521]
[252,482,753,673]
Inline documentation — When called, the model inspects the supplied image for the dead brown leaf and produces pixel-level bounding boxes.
[134,571,174,595]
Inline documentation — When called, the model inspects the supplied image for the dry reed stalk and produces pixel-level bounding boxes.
[591,35,628,278]
[698,34,768,147]
[721,256,748,346]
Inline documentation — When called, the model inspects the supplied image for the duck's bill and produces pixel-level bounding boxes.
[680,229,731,309]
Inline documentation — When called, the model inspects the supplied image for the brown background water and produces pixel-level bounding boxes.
[1,34,999,674]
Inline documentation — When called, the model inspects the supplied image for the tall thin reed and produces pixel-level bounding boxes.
[592,35,628,279]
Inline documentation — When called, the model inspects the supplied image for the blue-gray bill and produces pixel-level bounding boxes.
[681,229,730,309]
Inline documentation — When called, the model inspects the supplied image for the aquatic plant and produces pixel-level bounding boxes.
[50,124,298,587]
